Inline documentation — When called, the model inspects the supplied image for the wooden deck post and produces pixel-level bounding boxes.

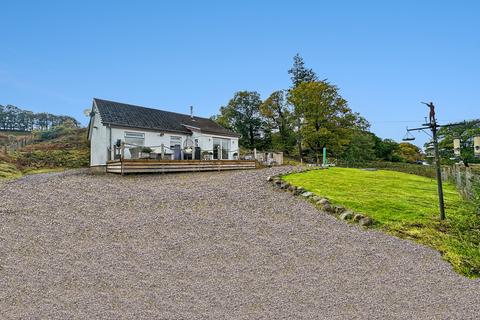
[120,142,125,175]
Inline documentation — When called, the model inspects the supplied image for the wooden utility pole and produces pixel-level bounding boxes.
[406,102,445,220]
[430,110,446,220]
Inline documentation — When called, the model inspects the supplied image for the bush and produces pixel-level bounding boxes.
[15,149,89,169]
[338,160,436,179]
[37,126,75,141]
[14,127,89,169]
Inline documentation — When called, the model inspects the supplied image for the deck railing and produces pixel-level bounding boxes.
[106,159,257,175]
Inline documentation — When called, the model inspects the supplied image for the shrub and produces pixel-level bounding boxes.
[338,160,436,179]
[36,126,75,141]
[15,149,89,168]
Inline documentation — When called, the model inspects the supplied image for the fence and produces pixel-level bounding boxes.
[0,136,36,153]
[441,164,480,201]
[241,149,284,166]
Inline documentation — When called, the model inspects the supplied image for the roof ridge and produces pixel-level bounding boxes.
[93,97,212,121]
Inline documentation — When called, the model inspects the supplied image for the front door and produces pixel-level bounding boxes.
[213,138,221,160]
[212,138,230,160]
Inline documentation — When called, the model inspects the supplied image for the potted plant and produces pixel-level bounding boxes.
[140,147,153,159]
[129,146,142,159]
[201,150,213,160]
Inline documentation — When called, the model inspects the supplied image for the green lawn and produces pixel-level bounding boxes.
[283,167,480,278]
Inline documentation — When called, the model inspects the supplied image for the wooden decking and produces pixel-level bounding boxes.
[106,159,258,174]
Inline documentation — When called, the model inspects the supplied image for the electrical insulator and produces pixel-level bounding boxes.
[474,136,480,158]
[453,138,461,157]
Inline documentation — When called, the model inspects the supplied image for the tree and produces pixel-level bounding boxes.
[260,90,295,153]
[438,119,480,164]
[0,103,80,131]
[398,142,423,163]
[287,54,319,159]
[374,138,401,162]
[288,54,318,88]
[341,131,376,163]
[215,91,265,149]
[288,81,369,164]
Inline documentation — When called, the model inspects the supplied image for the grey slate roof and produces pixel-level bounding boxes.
[93,98,238,137]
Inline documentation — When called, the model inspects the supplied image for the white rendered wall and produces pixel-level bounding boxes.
[89,106,108,166]
[110,127,239,160]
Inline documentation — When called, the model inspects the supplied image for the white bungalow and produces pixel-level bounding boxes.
[87,98,240,170]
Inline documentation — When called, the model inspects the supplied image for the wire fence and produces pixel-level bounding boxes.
[0,135,36,153]
[442,164,480,201]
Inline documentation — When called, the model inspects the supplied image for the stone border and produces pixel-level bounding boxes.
[267,171,374,227]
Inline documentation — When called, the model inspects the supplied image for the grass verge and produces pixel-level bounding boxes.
[0,162,22,180]
[283,167,480,278]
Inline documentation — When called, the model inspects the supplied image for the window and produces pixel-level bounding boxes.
[124,131,144,146]
[213,138,230,160]
[170,136,182,149]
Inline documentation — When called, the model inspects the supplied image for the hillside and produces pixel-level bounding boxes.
[0,126,89,179]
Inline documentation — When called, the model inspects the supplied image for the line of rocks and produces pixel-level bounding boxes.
[267,174,374,227]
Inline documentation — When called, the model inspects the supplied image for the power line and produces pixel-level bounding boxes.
[370,119,470,124]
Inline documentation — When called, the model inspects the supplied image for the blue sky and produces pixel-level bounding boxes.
[1,0,479,147]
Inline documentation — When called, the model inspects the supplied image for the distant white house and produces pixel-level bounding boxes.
[87,98,240,169]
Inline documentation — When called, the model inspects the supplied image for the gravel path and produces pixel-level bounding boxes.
[1,168,480,319]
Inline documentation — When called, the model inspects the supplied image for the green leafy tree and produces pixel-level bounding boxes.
[437,119,480,164]
[341,131,376,163]
[374,138,402,162]
[287,54,318,159]
[398,142,423,163]
[288,81,369,164]
[260,90,295,153]
[215,91,265,149]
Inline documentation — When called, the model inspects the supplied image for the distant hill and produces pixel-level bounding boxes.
[0,126,89,179]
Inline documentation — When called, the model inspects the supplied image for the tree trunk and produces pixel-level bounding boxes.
[298,142,302,162]
[249,126,254,149]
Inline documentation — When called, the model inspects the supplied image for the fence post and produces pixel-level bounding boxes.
[120,142,125,175]
[465,167,473,199]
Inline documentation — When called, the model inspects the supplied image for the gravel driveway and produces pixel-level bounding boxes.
[1,168,480,319]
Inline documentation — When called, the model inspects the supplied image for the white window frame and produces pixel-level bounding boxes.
[212,137,230,160]
[124,131,145,146]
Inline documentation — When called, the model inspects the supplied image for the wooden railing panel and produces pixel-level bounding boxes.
[106,160,257,174]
